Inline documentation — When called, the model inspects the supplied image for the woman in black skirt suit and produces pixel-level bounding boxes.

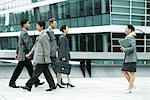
[56,25,75,88]
[120,25,137,93]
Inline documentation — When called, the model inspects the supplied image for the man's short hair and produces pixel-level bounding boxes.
[37,21,45,29]
[20,19,28,27]
[49,18,57,24]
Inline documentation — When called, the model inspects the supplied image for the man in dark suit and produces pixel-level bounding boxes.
[9,20,44,88]
[46,18,66,85]
[21,21,56,91]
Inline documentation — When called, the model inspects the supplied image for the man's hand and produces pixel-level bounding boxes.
[44,58,51,64]
[25,54,30,59]
[16,54,19,60]
[62,58,66,61]
[120,47,125,52]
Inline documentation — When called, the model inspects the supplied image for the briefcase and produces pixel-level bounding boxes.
[53,61,72,75]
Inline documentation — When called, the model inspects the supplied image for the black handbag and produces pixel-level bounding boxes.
[53,61,72,75]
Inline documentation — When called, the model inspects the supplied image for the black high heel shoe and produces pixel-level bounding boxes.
[67,83,75,87]
[56,83,65,88]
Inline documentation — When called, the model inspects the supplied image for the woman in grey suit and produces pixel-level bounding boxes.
[56,25,75,88]
[120,25,137,94]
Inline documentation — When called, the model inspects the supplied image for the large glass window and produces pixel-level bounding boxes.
[85,0,93,16]
[112,7,130,13]
[85,16,93,26]
[57,2,64,19]
[96,34,103,52]
[63,19,71,27]
[112,20,129,25]
[33,7,41,22]
[102,14,110,25]
[77,0,85,17]
[80,34,86,51]
[51,4,58,19]
[78,17,85,27]
[93,15,102,26]
[147,0,150,14]
[101,0,110,14]
[132,15,145,20]
[0,0,112,33]
[64,1,70,18]
[112,14,130,19]
[131,21,145,26]
[0,15,5,32]
[39,5,50,20]
[0,37,18,50]
[132,1,145,8]
[94,0,101,15]
[70,0,77,18]
[112,0,130,7]
[57,19,63,29]
[87,34,94,51]
[70,18,77,27]
[132,8,145,14]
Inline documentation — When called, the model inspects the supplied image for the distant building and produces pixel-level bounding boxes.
[0,0,150,65]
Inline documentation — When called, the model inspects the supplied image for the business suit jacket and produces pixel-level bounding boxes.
[58,35,70,61]
[18,29,33,61]
[124,35,137,63]
[28,31,51,64]
[45,27,57,57]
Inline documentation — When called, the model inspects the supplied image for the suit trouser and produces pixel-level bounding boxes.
[9,59,40,85]
[26,64,55,88]
[50,56,57,74]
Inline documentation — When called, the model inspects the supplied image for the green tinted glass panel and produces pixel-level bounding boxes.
[112,20,129,25]
[112,0,130,6]
[112,7,130,13]
[132,8,145,14]
[132,2,145,7]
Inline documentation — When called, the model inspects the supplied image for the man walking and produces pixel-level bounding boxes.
[21,21,56,91]
[46,18,66,85]
[9,19,44,88]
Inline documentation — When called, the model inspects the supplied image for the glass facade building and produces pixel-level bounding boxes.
[0,0,110,52]
[0,0,110,32]
[0,0,150,64]
[111,0,150,26]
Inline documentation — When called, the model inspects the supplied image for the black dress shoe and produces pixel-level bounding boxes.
[46,87,56,91]
[46,88,53,91]
[21,86,31,91]
[35,82,45,87]
[9,84,20,88]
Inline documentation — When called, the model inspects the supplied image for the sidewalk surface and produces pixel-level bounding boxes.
[0,77,149,100]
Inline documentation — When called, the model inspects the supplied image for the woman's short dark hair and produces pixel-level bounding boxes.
[20,19,28,27]
[37,21,45,29]
[127,25,135,32]
[60,25,67,32]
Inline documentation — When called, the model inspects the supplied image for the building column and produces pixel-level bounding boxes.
[102,33,108,52]
[71,35,76,51]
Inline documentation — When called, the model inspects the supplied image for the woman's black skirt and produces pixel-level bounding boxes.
[122,62,136,72]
